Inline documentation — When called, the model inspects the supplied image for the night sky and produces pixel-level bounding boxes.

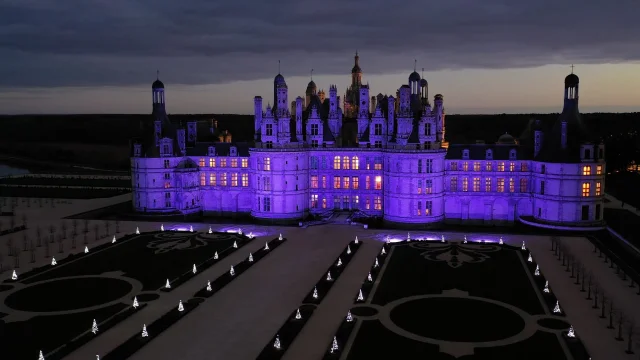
[0,0,639,114]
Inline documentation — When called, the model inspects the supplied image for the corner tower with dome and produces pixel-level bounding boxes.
[131,59,605,230]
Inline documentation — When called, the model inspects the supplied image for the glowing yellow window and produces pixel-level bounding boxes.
[462,178,468,192]
[473,162,480,172]
[486,162,493,171]
[231,173,238,186]
[582,182,590,197]
[497,162,505,172]
[209,158,216,167]
[352,156,359,170]
[509,178,515,192]
[582,166,591,176]
[311,176,319,189]
[263,158,271,171]
[220,173,227,186]
[473,177,480,192]
[241,174,249,187]
[375,176,382,190]
[241,158,248,168]
[209,173,216,186]
[509,163,515,172]
[595,182,601,196]
[497,178,505,192]
[485,178,491,192]
[200,173,206,186]
[596,165,602,175]
[199,158,205,167]
[220,158,227,167]
[231,159,238,168]
[462,162,469,171]
[334,156,341,170]
[343,176,350,189]
[334,176,341,189]
[343,156,350,170]
[352,176,359,189]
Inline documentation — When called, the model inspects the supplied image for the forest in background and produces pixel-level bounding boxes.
[0,112,638,172]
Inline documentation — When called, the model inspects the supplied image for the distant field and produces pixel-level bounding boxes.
[0,175,131,188]
[0,186,129,199]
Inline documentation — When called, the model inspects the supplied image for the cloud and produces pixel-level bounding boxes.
[0,0,639,88]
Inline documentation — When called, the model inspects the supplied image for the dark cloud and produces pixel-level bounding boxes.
[0,0,639,88]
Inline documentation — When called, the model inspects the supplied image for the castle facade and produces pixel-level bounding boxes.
[131,56,606,229]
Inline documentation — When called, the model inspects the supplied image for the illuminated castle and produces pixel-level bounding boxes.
[131,57,605,230]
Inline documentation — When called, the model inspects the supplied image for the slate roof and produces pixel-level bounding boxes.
[535,98,592,163]
[184,142,251,157]
[446,144,532,160]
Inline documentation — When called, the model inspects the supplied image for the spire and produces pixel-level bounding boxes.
[278,60,281,74]
[422,67,424,77]
[156,70,159,80]
[311,68,314,81]
[414,59,417,72]
[570,64,575,74]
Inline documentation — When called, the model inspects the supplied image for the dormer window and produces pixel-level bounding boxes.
[462,149,470,160]
[230,146,237,156]
[509,149,517,160]
[208,146,216,156]
[133,144,142,157]
[486,149,493,160]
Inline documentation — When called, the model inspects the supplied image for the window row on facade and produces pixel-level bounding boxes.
[312,156,383,170]
[310,194,382,210]
[196,158,249,168]
[449,176,528,193]
[196,172,250,187]
[310,175,383,190]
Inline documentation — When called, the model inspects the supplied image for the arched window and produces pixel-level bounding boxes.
[333,156,341,170]
[343,156,350,170]
[352,156,359,170]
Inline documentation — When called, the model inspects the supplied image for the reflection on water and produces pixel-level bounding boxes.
[0,163,30,177]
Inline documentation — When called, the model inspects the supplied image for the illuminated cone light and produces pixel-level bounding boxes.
[442,235,445,242]
[279,233,283,241]
[347,245,351,255]
[312,287,318,299]
[161,224,164,231]
[326,271,332,281]
[543,281,550,293]
[141,324,149,337]
[499,237,504,245]
[230,266,235,276]
[357,289,364,301]
[354,236,359,244]
[567,326,575,338]
[92,319,99,334]
[295,308,302,320]
[97,356,100,360]
[85,246,89,253]
[386,236,390,244]
[346,310,353,322]
[11,270,17,280]
[407,232,411,240]
[374,257,379,268]
[178,300,184,312]
[165,279,171,289]
[238,228,242,235]
[381,247,386,255]
[464,235,467,243]
[535,265,540,276]
[192,264,197,274]
[112,235,116,244]
[38,350,45,360]
[264,242,270,251]
[206,281,212,291]
[189,225,193,232]
[336,257,342,267]
[527,253,533,262]
[367,272,373,282]
[553,301,561,314]
[522,241,526,250]
[133,296,139,308]
[51,257,57,266]
[214,251,219,259]
[233,241,238,248]
[136,227,140,235]
[273,335,281,350]
[248,253,254,262]
[248,232,254,239]
[208,226,212,234]
[330,336,339,353]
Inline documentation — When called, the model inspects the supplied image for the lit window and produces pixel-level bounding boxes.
[230,173,238,186]
[365,197,371,210]
[497,162,505,172]
[375,176,382,190]
[462,178,468,192]
[200,173,206,186]
[425,179,432,194]
[311,175,319,189]
[366,176,371,189]
[220,173,227,186]
[352,156,359,170]
[596,165,602,175]
[334,176,341,189]
[231,159,238,168]
[209,158,216,167]
[582,182,590,197]
[473,162,480,172]
[374,157,383,170]
[582,166,591,176]
[352,176,359,189]
[595,182,601,196]
[241,159,248,168]
[353,195,359,207]
[164,181,171,189]
[418,179,422,194]
[322,175,327,188]
[509,178,515,192]
[242,174,249,187]
[520,178,527,192]
[509,162,515,172]
[485,178,491,192]
[199,158,205,167]
[343,177,350,189]
[374,196,382,210]
[334,156,341,169]
[462,161,469,171]
[450,177,458,191]
[497,178,505,192]
[209,173,216,186]
[486,162,493,171]
[343,156,350,170]
[425,201,432,216]
[473,177,480,192]
[450,162,458,171]
[311,194,318,208]
[263,158,271,171]
[520,163,528,172]
[417,201,422,215]
[220,158,227,167]
[322,197,327,209]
